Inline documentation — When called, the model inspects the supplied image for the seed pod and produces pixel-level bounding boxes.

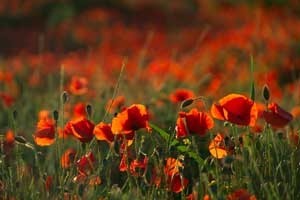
[86,104,92,118]
[262,84,270,101]
[62,91,69,104]
[53,110,59,121]
[12,110,17,121]
[180,99,194,109]
[15,135,27,144]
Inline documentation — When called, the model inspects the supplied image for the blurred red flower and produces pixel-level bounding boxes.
[69,76,88,95]
[77,152,95,175]
[169,88,195,104]
[227,189,257,200]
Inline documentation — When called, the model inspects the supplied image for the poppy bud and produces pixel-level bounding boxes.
[262,84,270,101]
[12,110,17,121]
[86,104,92,118]
[62,91,69,104]
[53,110,59,121]
[180,99,194,109]
[15,135,27,144]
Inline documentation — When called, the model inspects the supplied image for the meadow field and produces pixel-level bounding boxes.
[0,0,300,199]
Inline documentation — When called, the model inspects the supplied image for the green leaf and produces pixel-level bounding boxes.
[149,123,179,147]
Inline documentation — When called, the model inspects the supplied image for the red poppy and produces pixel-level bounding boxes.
[111,104,150,135]
[211,94,258,127]
[38,110,52,121]
[73,102,87,119]
[61,148,77,169]
[0,92,15,107]
[93,122,114,144]
[176,108,214,138]
[263,103,293,128]
[77,152,95,175]
[69,76,88,95]
[33,119,56,146]
[45,175,53,192]
[227,189,257,200]
[168,173,189,193]
[65,117,95,143]
[169,89,195,104]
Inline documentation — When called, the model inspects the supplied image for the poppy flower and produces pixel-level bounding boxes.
[45,175,53,192]
[38,110,52,121]
[291,106,300,119]
[0,92,15,107]
[263,103,293,128]
[4,129,15,153]
[164,157,183,177]
[211,94,258,127]
[61,148,77,169]
[33,119,56,146]
[93,122,114,144]
[66,117,95,143]
[169,89,195,104]
[209,133,228,159]
[105,95,125,113]
[176,108,214,138]
[227,189,257,200]
[73,102,87,119]
[111,104,150,135]
[69,76,88,95]
[168,173,189,193]
[77,152,95,175]
[129,156,149,176]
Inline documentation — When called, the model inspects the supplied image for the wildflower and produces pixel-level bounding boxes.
[77,152,95,175]
[169,89,195,104]
[93,122,114,144]
[111,104,150,135]
[65,117,95,143]
[105,95,125,113]
[129,156,149,176]
[0,92,14,107]
[33,118,56,146]
[227,189,257,200]
[209,133,228,159]
[211,94,258,127]
[69,76,88,95]
[61,148,77,169]
[73,102,87,119]
[164,157,188,193]
[176,108,214,138]
[263,103,293,128]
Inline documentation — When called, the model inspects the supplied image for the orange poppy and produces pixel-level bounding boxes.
[291,106,300,119]
[227,189,257,200]
[93,122,114,144]
[263,103,293,128]
[4,129,15,153]
[66,117,95,143]
[77,152,95,175]
[211,94,258,127]
[33,119,56,146]
[38,110,52,121]
[209,133,228,159]
[69,76,88,95]
[111,104,150,135]
[129,156,148,176]
[176,108,214,138]
[164,157,183,177]
[169,88,195,104]
[61,148,77,169]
